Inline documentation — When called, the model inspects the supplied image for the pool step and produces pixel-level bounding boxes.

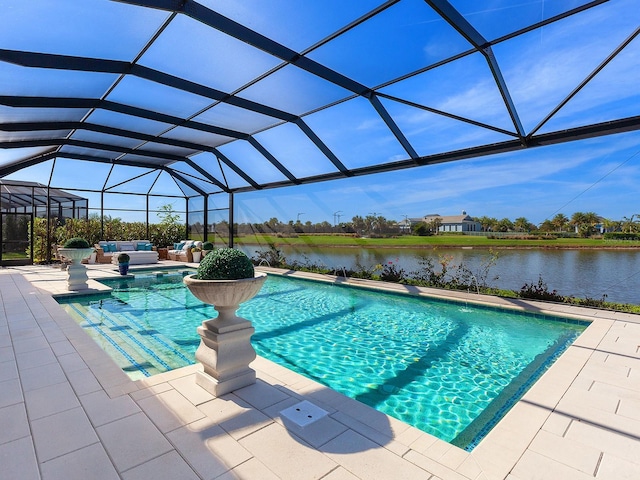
[71,302,193,378]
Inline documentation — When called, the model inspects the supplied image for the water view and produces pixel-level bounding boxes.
[242,245,640,305]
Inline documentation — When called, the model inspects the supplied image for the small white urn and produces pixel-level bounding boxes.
[58,248,95,290]
[183,272,267,396]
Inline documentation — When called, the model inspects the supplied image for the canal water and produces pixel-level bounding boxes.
[240,245,640,305]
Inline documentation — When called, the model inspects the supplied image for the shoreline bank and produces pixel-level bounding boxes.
[237,242,640,251]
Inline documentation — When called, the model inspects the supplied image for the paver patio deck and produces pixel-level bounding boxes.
[1,263,639,479]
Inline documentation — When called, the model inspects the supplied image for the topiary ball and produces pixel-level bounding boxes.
[63,237,90,248]
[196,248,254,280]
[117,253,130,264]
[202,241,214,251]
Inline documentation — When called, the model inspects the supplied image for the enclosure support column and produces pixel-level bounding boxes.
[29,187,34,264]
[46,185,51,263]
[100,190,104,240]
[146,194,150,240]
[228,193,234,248]
[47,161,57,264]
[203,194,208,242]
[185,197,189,240]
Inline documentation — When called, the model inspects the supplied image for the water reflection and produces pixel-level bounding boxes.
[242,245,640,305]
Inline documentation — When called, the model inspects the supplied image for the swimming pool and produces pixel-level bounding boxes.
[57,270,588,450]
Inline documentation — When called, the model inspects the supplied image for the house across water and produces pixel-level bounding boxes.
[401,211,482,233]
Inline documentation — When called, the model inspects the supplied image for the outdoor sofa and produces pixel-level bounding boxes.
[94,240,159,265]
[167,240,202,262]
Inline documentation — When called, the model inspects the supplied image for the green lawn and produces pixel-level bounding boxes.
[1,252,30,260]
[234,234,640,249]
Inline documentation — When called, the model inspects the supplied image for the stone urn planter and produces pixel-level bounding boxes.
[183,248,266,397]
[58,238,94,291]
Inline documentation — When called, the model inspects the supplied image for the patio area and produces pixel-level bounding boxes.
[1,263,639,479]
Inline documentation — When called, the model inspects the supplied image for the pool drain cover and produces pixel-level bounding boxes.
[280,400,328,427]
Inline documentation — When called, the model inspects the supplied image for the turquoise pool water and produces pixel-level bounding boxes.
[57,270,588,450]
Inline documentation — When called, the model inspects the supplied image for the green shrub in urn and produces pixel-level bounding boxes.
[197,248,254,280]
[63,237,90,249]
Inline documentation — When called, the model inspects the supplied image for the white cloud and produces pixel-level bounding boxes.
[330,135,636,209]
[498,3,640,127]
[435,79,508,119]
[355,117,384,132]
[403,2,640,135]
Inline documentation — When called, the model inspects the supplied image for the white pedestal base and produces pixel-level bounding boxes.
[195,369,256,397]
[194,315,257,397]
[58,248,94,291]
[66,261,89,290]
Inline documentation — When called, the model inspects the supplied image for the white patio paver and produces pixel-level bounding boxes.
[1,263,640,479]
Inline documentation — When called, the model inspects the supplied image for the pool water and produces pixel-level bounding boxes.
[57,271,588,450]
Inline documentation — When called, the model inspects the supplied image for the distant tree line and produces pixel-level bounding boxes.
[476,212,640,238]
[230,211,640,239]
[233,215,398,237]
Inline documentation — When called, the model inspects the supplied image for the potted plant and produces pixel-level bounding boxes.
[183,248,267,396]
[117,253,130,275]
[202,241,214,256]
[58,237,95,290]
[191,245,202,263]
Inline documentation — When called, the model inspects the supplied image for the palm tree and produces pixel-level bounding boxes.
[514,217,532,232]
[551,213,569,232]
[538,220,555,233]
[364,215,380,235]
[621,215,638,233]
[428,217,442,235]
[571,212,600,237]
[601,218,620,233]
[570,212,587,234]
[351,216,366,235]
[584,212,600,235]
[475,216,496,232]
[496,218,514,232]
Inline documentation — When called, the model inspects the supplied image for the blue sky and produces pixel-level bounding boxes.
[235,129,640,225]
[234,0,640,226]
[1,0,639,226]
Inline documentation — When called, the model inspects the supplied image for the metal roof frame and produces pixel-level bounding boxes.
[1,0,638,202]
